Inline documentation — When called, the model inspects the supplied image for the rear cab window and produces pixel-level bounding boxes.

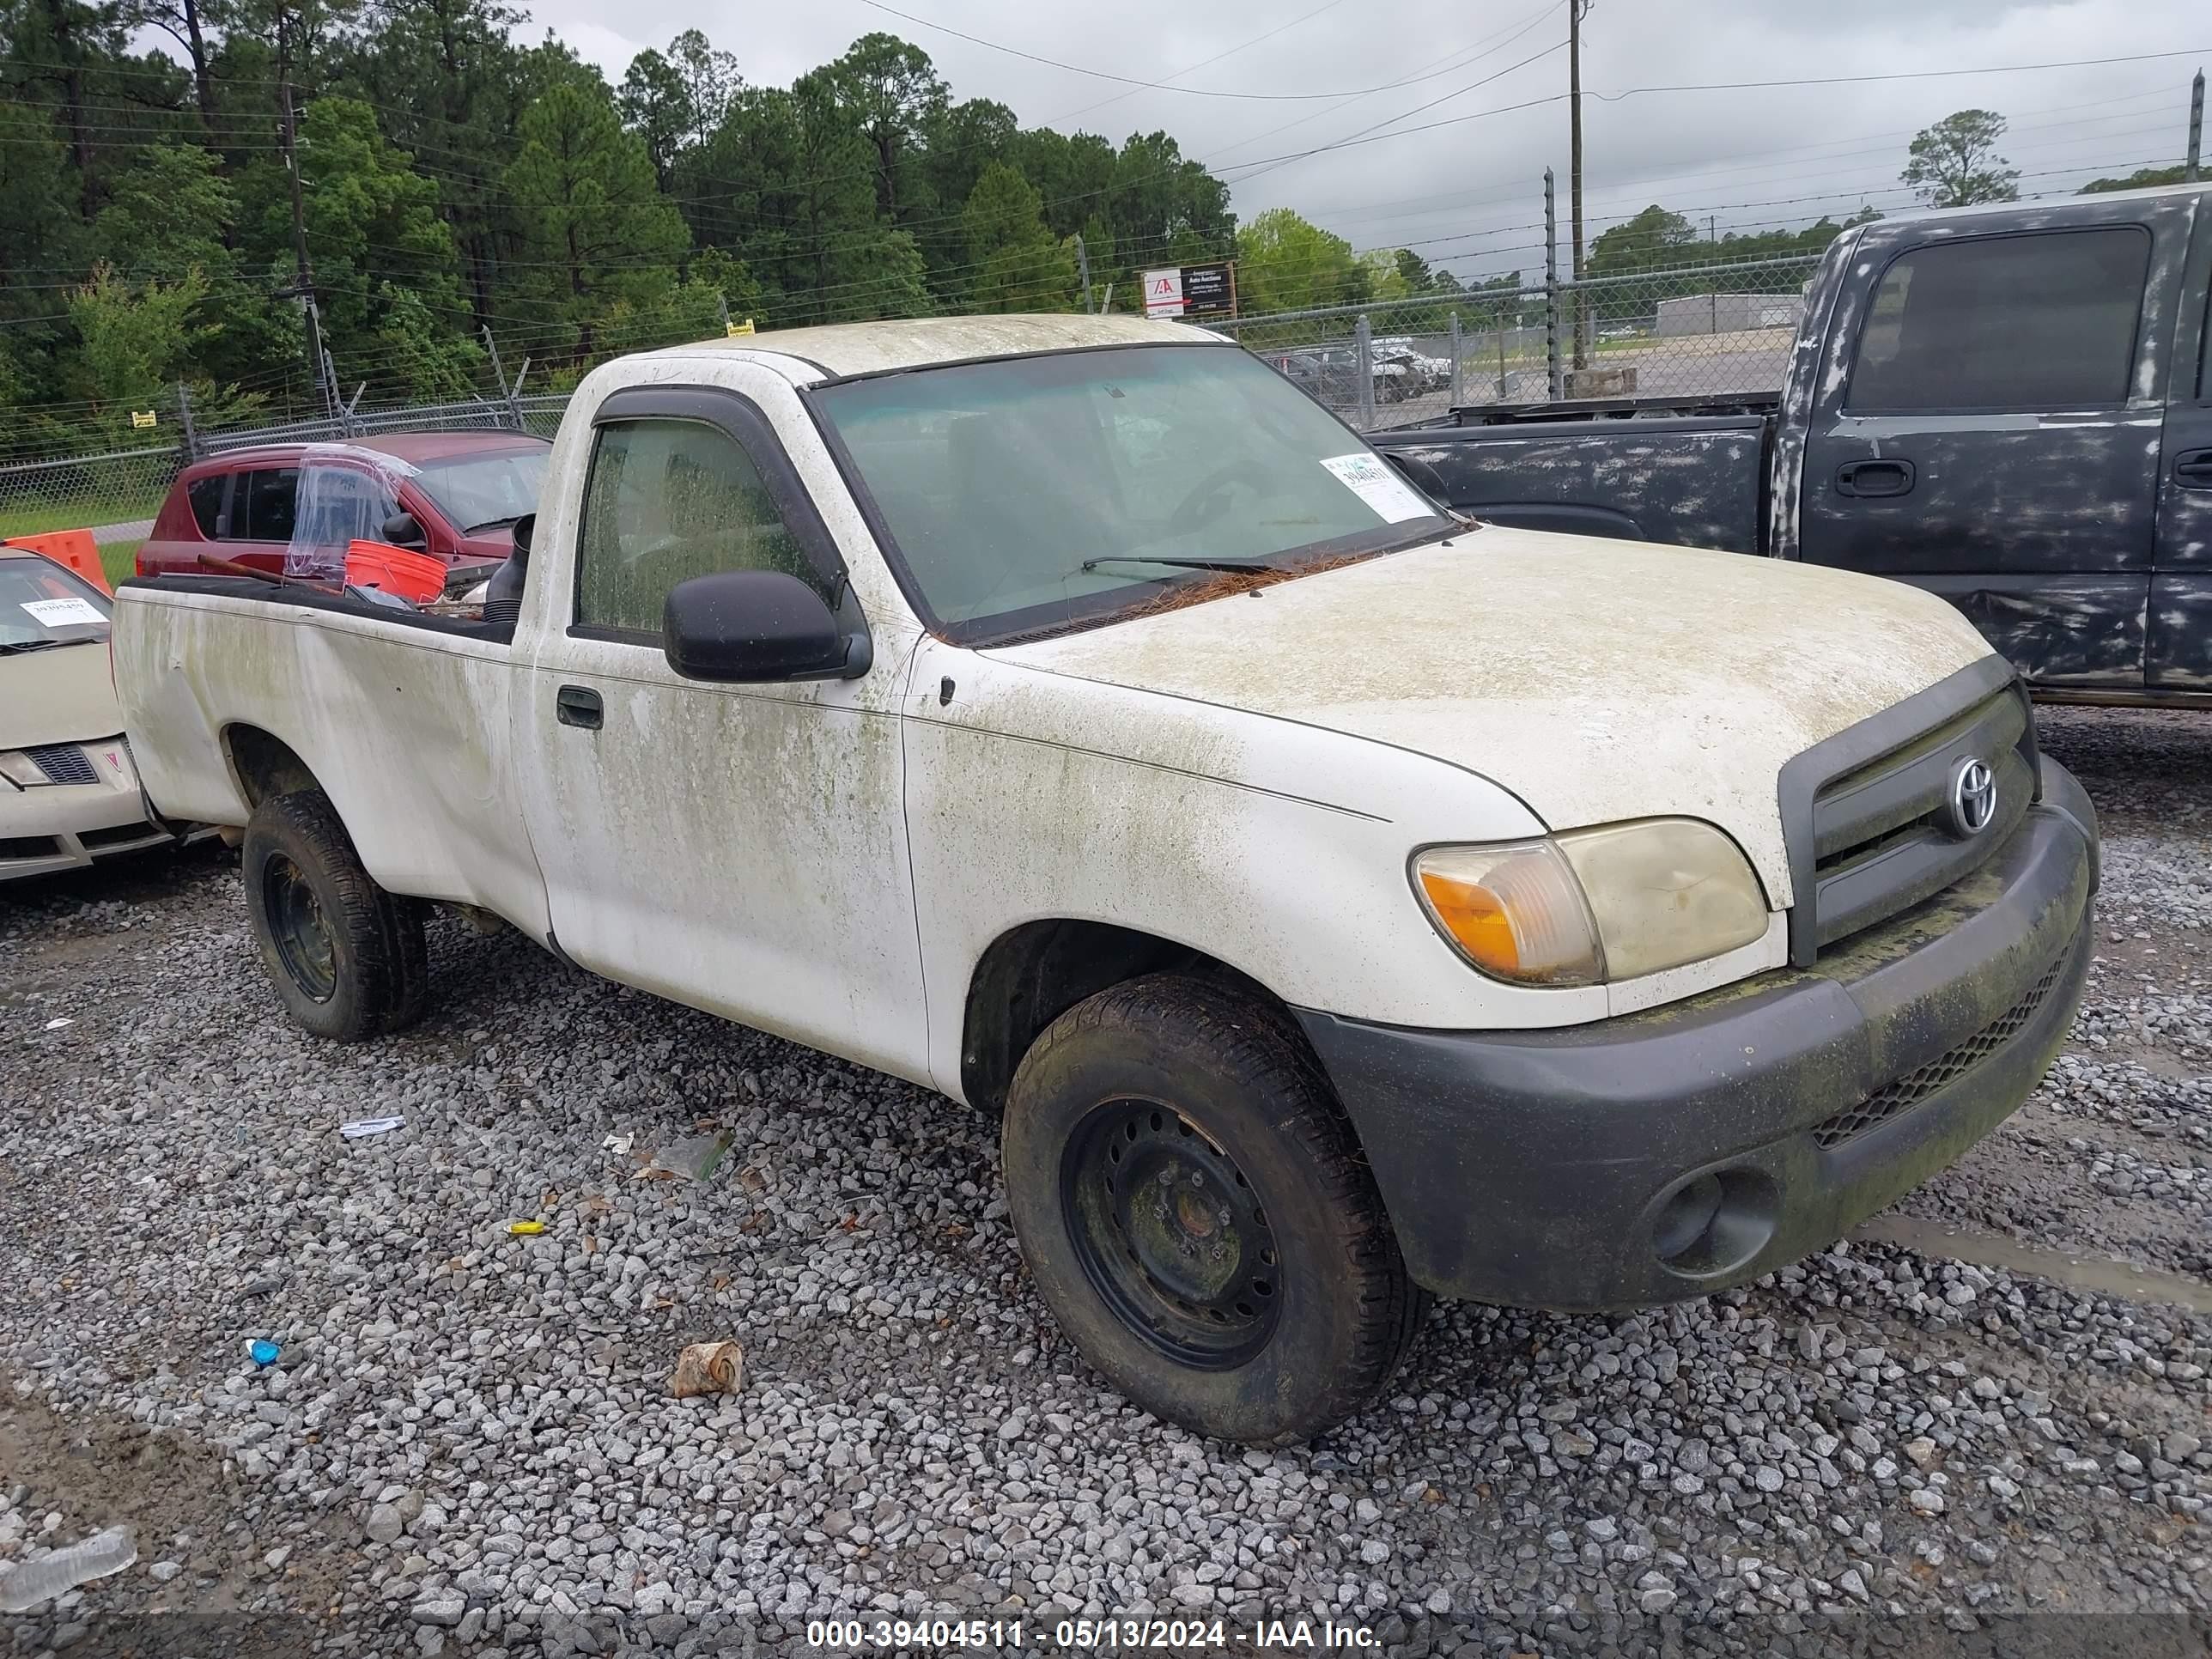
[1848,228,2150,411]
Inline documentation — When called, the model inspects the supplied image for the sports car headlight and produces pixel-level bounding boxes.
[1413,819,1769,986]
[0,751,46,789]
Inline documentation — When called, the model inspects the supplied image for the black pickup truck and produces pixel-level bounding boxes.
[1372,181,2212,700]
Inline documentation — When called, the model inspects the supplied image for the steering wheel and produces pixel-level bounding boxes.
[1166,458,1272,536]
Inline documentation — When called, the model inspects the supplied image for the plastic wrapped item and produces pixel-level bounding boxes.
[0,1524,137,1613]
[284,447,420,581]
[638,1130,735,1182]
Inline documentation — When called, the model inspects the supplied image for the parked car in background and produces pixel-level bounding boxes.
[1372,180,2212,701]
[1273,343,1411,405]
[138,430,550,592]
[116,315,2095,1444]
[1372,337,1451,392]
[1,545,191,881]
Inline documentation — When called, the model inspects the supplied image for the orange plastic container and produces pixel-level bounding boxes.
[4,529,109,592]
[344,538,447,604]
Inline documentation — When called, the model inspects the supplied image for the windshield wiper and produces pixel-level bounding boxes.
[0,638,72,654]
[461,514,523,535]
[1079,555,1272,575]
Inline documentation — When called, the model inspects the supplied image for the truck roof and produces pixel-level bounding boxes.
[647,313,1224,380]
[1887,176,2212,228]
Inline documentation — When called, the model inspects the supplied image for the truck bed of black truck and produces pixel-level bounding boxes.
[1371,181,2212,703]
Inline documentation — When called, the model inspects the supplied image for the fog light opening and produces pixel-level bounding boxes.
[1651,1166,1778,1279]
[1652,1173,1723,1261]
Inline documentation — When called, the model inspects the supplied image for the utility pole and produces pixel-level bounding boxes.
[1568,0,1590,371]
[1075,234,1093,314]
[280,78,332,424]
[2189,70,2204,183]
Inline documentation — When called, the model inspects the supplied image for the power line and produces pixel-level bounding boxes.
[1592,46,2212,102]
[848,0,1558,102]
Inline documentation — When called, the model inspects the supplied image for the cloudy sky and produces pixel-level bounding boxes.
[518,0,2206,280]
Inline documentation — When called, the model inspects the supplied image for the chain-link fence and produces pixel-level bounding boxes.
[0,445,179,542]
[1212,252,1820,430]
[0,392,577,544]
[0,253,1822,538]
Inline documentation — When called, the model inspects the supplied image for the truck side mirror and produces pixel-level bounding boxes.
[382,511,426,547]
[663,569,861,683]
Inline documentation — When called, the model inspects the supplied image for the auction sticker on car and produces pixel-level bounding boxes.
[1321,453,1434,524]
[21,597,106,629]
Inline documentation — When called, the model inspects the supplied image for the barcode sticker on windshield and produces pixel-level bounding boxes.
[1320,453,1433,524]
[21,597,106,629]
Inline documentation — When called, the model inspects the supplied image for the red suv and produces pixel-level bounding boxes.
[139,431,550,589]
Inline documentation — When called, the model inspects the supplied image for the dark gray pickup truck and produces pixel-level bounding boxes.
[1373,181,2212,701]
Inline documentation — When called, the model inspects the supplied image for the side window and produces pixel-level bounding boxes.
[185,474,226,537]
[240,468,300,542]
[1848,228,2150,412]
[575,419,821,635]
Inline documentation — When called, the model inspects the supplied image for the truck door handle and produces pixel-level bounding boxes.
[2177,449,2212,489]
[556,685,603,730]
[1835,459,1915,498]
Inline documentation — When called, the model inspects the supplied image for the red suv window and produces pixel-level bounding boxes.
[240,468,301,542]
[186,474,226,537]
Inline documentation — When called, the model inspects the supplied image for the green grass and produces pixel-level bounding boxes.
[100,538,143,586]
[0,488,167,542]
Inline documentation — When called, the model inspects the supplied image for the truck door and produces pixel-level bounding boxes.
[1796,197,2191,690]
[513,378,933,1087]
[2149,199,2212,689]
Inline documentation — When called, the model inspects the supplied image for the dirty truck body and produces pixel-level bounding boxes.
[1373,180,2212,702]
[112,315,2099,1443]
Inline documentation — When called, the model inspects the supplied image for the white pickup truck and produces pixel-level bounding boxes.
[114,315,2099,1444]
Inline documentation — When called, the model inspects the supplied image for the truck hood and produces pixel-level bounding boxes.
[989,529,1998,903]
[0,641,122,749]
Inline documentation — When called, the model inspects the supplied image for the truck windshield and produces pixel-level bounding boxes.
[0,557,111,651]
[414,447,550,534]
[811,343,1449,641]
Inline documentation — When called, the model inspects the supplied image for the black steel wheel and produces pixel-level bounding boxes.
[1063,1098,1281,1370]
[241,789,428,1042]
[1003,974,1425,1444]
[262,851,337,1002]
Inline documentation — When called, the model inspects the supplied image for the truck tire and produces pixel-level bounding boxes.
[241,790,428,1042]
[1002,974,1426,1444]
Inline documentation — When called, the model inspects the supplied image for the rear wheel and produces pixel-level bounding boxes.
[1003,975,1425,1444]
[242,790,428,1042]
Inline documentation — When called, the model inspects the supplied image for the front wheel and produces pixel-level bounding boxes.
[242,790,428,1042]
[1002,975,1425,1444]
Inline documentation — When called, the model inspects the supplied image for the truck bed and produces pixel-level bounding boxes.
[1371,405,1772,556]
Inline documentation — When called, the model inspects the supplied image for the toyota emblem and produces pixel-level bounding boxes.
[1944,756,1997,839]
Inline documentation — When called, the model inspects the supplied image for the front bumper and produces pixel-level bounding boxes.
[1296,760,2097,1312]
[0,738,180,882]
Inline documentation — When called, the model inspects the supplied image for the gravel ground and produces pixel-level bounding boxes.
[2,706,2208,1659]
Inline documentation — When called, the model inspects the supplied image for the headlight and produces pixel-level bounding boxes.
[0,751,46,789]
[1413,819,1769,986]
